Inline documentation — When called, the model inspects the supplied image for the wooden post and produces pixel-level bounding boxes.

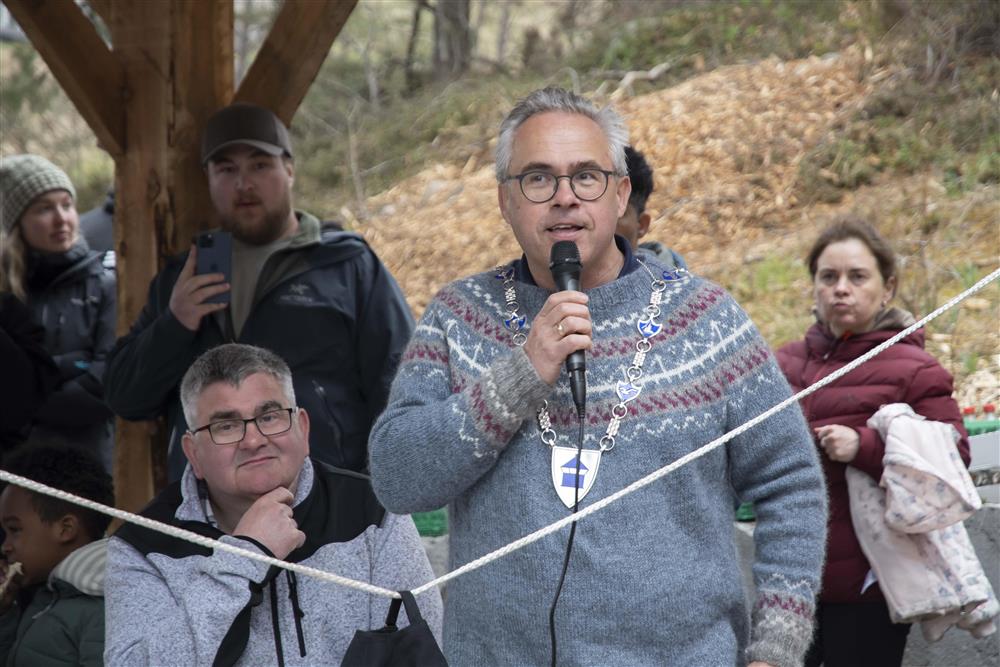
[3,0,123,156]
[8,0,352,513]
[108,0,173,511]
[107,0,234,511]
[235,0,358,125]
[168,0,235,249]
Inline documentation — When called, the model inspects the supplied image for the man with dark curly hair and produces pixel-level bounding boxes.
[617,145,687,270]
[0,444,113,665]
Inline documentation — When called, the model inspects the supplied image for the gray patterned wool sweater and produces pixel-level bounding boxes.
[370,257,827,667]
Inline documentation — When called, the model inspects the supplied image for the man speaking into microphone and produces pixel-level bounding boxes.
[369,87,826,667]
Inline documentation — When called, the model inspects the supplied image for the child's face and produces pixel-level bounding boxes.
[0,487,67,586]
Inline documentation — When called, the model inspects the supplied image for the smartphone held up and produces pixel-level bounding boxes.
[195,231,232,305]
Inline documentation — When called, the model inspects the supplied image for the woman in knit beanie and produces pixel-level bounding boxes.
[0,155,116,470]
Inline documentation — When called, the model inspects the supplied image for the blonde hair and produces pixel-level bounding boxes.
[0,228,27,301]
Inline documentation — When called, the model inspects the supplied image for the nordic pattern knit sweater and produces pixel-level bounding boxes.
[370,257,827,667]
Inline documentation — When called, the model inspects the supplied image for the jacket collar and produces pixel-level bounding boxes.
[285,211,321,249]
[26,239,98,290]
[48,538,108,596]
[805,306,924,358]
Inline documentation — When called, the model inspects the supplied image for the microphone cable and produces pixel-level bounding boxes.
[547,240,587,666]
[548,404,585,667]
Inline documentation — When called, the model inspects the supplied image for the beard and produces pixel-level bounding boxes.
[220,192,294,245]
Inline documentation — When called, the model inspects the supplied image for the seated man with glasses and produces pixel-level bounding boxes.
[369,86,826,666]
[104,343,441,665]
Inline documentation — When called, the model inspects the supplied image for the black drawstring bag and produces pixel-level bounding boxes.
[341,590,448,666]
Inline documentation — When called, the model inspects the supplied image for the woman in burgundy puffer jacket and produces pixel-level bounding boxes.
[776,217,969,667]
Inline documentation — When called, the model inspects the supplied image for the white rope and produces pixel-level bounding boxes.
[2,266,997,601]
[411,264,1000,594]
[0,469,400,599]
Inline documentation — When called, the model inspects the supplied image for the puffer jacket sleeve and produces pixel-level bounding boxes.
[0,608,16,663]
[76,598,105,667]
[0,294,59,443]
[77,261,117,399]
[774,340,807,389]
[32,268,116,427]
[851,356,970,479]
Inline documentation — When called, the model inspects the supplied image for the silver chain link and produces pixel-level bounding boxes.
[496,266,528,346]
[495,258,689,452]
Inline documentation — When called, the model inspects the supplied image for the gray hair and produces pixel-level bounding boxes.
[180,344,296,429]
[494,86,630,182]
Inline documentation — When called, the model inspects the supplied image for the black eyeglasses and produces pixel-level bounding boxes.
[505,169,615,203]
[190,408,296,445]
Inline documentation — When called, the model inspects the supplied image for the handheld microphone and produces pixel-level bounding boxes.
[549,241,586,414]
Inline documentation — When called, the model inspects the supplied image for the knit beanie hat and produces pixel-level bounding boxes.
[0,154,76,233]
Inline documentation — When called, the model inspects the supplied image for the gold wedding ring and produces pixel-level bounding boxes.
[556,322,564,335]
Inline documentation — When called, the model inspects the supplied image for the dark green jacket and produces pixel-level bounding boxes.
[0,540,106,667]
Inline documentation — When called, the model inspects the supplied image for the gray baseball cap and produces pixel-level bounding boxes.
[200,103,293,164]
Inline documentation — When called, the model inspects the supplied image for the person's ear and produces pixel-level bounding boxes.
[52,514,80,544]
[615,176,632,218]
[182,431,205,480]
[296,408,310,455]
[637,211,652,239]
[885,275,897,303]
[497,184,513,226]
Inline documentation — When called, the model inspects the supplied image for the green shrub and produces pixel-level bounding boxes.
[797,138,876,203]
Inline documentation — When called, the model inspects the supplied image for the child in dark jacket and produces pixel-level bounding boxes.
[0,444,113,666]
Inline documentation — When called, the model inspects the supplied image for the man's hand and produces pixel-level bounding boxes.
[522,291,592,386]
[232,488,305,560]
[815,424,860,462]
[748,662,775,667]
[168,245,229,332]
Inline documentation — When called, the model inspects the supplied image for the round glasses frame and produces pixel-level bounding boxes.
[190,407,296,445]
[505,169,616,203]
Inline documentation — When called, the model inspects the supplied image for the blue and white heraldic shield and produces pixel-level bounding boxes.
[550,446,602,509]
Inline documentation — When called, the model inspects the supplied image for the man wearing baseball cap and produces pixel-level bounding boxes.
[105,103,414,481]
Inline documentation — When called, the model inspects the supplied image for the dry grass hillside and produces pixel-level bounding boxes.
[359,50,999,409]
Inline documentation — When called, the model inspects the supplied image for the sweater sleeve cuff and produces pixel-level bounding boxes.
[746,589,815,667]
[851,426,885,480]
[487,346,553,422]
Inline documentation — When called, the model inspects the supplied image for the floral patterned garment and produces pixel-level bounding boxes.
[847,403,998,641]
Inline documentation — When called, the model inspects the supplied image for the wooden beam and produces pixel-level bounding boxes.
[86,0,113,26]
[167,0,234,251]
[107,0,235,512]
[234,0,358,125]
[4,0,124,156]
[108,0,173,512]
